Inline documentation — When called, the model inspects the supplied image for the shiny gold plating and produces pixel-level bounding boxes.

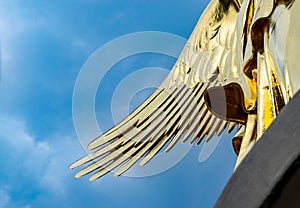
[233,0,298,165]
[70,0,300,180]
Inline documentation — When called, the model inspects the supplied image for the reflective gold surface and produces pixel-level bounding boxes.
[232,0,298,166]
[70,0,300,180]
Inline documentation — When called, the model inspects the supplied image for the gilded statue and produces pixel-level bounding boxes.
[70,0,300,181]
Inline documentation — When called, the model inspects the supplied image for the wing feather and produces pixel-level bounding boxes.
[70,0,242,180]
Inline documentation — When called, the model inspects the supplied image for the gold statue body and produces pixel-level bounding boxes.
[70,0,300,180]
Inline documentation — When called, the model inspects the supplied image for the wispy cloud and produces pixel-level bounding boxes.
[0,115,81,207]
[0,188,10,207]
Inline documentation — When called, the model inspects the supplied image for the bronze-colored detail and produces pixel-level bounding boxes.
[232,137,242,155]
[204,83,252,124]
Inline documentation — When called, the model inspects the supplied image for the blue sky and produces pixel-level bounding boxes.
[0,0,237,207]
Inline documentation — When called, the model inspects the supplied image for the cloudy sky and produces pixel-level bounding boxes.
[0,0,237,207]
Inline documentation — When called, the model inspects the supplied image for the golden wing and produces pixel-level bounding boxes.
[70,0,241,181]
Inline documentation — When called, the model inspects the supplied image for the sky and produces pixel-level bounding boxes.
[0,0,237,207]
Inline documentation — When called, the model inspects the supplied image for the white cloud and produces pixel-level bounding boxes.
[39,136,78,194]
[0,3,39,63]
[0,114,139,207]
[0,115,81,202]
[0,188,10,207]
[72,39,88,49]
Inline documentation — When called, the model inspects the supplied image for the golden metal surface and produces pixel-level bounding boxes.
[70,0,300,180]
[233,0,298,165]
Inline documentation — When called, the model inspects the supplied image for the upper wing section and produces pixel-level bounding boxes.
[70,0,241,181]
[170,0,241,88]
